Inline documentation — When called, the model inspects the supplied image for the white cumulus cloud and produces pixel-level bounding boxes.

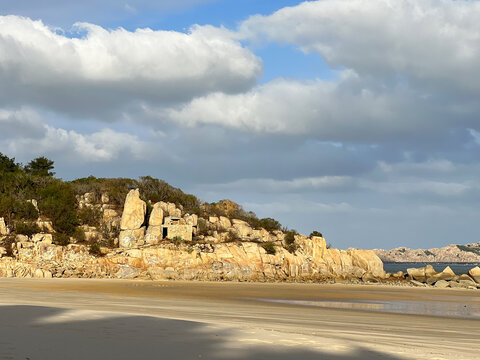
[241,0,480,92]
[0,16,262,117]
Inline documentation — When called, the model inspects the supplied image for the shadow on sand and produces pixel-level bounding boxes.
[0,305,404,360]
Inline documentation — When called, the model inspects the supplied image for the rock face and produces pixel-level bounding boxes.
[232,220,253,237]
[148,203,164,227]
[120,189,146,231]
[119,228,146,248]
[119,190,146,248]
[0,233,386,281]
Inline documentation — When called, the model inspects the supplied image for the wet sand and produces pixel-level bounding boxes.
[0,279,479,359]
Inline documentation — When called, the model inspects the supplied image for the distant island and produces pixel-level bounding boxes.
[373,243,480,263]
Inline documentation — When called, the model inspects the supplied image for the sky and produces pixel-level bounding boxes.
[1,0,480,250]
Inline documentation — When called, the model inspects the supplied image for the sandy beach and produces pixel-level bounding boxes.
[0,279,479,360]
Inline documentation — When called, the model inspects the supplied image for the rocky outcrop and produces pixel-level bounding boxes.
[374,243,480,263]
[119,189,146,248]
[404,265,480,290]
[120,189,146,230]
[145,202,164,244]
[232,219,253,237]
[0,235,385,281]
[0,189,387,283]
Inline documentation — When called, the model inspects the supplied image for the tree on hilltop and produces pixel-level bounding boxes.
[0,152,20,174]
[25,157,55,177]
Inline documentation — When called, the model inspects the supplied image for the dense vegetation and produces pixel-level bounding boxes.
[457,245,480,256]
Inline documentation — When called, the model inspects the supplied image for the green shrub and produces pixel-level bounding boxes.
[138,176,201,215]
[457,245,480,256]
[309,230,323,238]
[261,241,276,255]
[172,236,183,243]
[73,227,87,243]
[284,230,298,253]
[255,218,282,231]
[197,218,210,236]
[225,229,240,242]
[39,181,78,235]
[13,201,39,221]
[88,242,102,256]
[201,201,282,231]
[15,221,41,236]
[1,235,16,257]
[100,224,119,248]
[424,250,435,257]
[53,233,70,246]
[77,206,102,227]
[70,175,202,214]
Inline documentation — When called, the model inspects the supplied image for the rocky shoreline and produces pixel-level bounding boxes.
[2,189,480,290]
[1,189,386,282]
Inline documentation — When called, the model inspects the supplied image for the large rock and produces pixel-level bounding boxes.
[145,226,163,244]
[424,264,437,278]
[407,267,426,282]
[0,217,9,235]
[149,203,164,227]
[232,220,253,237]
[425,264,438,285]
[449,280,476,289]
[31,233,53,244]
[468,266,480,284]
[185,214,198,227]
[218,216,231,229]
[101,193,110,204]
[120,189,146,230]
[427,266,455,285]
[434,280,450,288]
[15,234,29,243]
[167,203,181,218]
[348,249,386,279]
[119,227,146,248]
[441,266,456,278]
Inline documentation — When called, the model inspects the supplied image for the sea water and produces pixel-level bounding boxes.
[383,262,479,275]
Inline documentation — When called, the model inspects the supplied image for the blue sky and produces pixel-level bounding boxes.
[1,0,480,249]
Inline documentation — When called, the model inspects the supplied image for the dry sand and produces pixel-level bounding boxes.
[0,279,479,359]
